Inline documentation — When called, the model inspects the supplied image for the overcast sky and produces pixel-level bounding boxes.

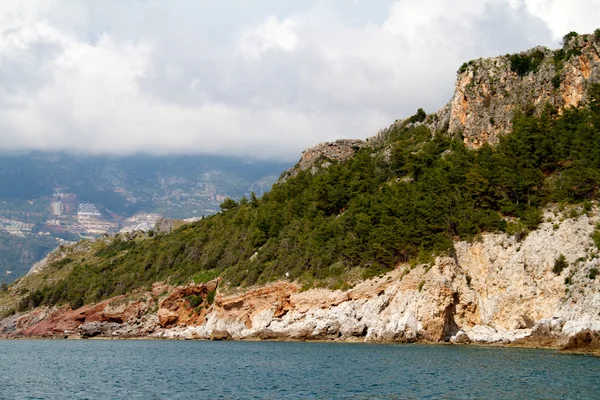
[0,0,598,161]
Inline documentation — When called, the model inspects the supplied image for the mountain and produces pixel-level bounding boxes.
[1,30,600,355]
[0,152,290,281]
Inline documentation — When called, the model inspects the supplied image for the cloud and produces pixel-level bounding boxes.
[0,0,596,161]
[522,0,600,40]
[236,16,300,60]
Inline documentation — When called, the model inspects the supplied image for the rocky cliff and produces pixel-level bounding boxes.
[446,33,600,147]
[1,205,599,355]
[294,33,600,172]
[142,205,600,349]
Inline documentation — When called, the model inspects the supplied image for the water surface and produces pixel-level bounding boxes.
[0,340,598,399]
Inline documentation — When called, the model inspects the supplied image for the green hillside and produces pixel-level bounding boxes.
[14,83,600,311]
[0,153,289,281]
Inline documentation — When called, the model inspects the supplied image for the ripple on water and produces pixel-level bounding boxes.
[0,341,599,399]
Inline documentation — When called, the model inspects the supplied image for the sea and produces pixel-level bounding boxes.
[0,340,599,399]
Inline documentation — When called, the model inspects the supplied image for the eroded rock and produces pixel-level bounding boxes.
[210,330,232,341]
[447,37,600,148]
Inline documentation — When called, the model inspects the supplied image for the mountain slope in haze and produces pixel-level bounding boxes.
[1,30,600,354]
[0,152,290,282]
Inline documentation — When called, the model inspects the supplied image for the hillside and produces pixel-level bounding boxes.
[1,30,600,354]
[0,152,289,281]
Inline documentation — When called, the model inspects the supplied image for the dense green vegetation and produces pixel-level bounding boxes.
[16,84,600,310]
[508,49,545,76]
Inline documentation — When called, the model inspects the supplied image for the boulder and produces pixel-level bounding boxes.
[562,330,600,355]
[210,330,232,341]
[451,330,471,344]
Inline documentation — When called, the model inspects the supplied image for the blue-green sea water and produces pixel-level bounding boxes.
[0,340,599,399]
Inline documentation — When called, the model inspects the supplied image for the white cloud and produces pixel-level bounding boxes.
[0,0,597,161]
[522,0,600,40]
[236,16,300,60]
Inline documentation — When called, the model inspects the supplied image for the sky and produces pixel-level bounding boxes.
[0,0,598,161]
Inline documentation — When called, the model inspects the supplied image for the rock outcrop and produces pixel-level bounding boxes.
[446,35,600,147]
[562,329,600,356]
[282,139,366,180]
[284,35,600,181]
[157,280,218,328]
[298,139,366,170]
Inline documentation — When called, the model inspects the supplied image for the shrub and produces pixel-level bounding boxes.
[219,198,238,211]
[564,276,572,285]
[589,268,598,280]
[206,289,216,305]
[509,54,530,76]
[554,49,565,63]
[591,228,600,250]
[565,47,583,61]
[563,31,579,44]
[509,50,545,76]
[17,290,44,312]
[408,108,427,124]
[553,254,568,275]
[552,74,561,89]
[458,60,475,74]
[193,270,219,284]
[186,295,203,308]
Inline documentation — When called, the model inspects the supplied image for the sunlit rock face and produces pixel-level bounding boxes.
[445,35,600,148]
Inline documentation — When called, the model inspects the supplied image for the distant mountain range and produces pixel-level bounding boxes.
[0,152,290,281]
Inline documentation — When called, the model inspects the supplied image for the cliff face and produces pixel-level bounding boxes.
[156,206,600,345]
[445,35,600,147]
[298,35,600,168]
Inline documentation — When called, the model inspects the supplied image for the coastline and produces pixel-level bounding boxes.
[3,210,600,358]
[2,331,598,358]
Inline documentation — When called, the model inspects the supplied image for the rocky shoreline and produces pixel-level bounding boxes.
[1,330,598,358]
[2,207,600,357]
[4,230,600,360]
